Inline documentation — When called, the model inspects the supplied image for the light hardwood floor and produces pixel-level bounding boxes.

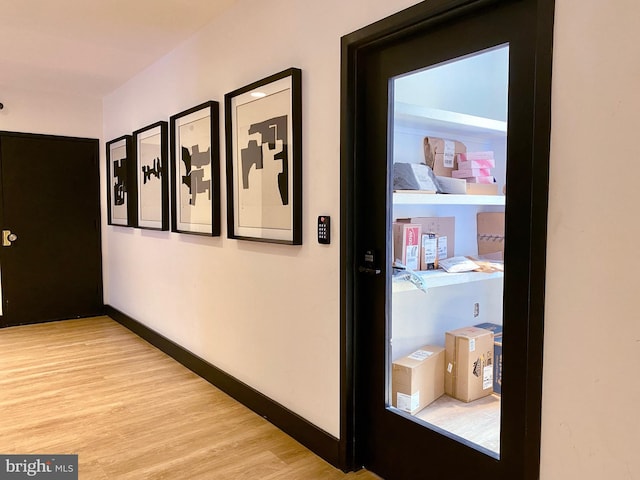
[416,391,501,453]
[0,316,379,479]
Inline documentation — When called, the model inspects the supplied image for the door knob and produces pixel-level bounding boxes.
[2,230,17,246]
[358,249,381,275]
[358,266,381,275]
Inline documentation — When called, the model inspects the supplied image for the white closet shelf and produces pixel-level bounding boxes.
[394,102,508,137]
[393,269,503,293]
[393,192,505,206]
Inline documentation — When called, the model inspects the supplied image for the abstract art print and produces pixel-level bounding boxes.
[169,101,220,236]
[106,135,133,227]
[225,68,302,244]
[133,121,169,230]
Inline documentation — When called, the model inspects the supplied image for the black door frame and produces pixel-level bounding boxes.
[339,0,554,474]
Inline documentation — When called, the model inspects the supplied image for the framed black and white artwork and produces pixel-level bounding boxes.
[106,134,133,227]
[169,101,220,236]
[225,68,302,245]
[133,121,169,230]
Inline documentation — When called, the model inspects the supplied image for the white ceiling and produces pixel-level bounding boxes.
[0,0,236,98]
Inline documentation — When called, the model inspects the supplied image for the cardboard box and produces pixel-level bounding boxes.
[423,137,466,177]
[474,322,503,395]
[463,176,497,184]
[451,168,492,179]
[392,222,421,270]
[473,322,502,337]
[477,212,505,257]
[458,151,495,163]
[397,217,455,260]
[457,158,496,169]
[436,176,499,195]
[445,326,494,402]
[392,346,445,414]
[494,337,503,395]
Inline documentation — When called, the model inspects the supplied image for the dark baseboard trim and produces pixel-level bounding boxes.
[104,305,343,470]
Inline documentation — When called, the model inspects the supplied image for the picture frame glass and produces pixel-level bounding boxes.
[109,138,129,226]
[137,125,164,229]
[230,75,295,242]
[173,108,213,234]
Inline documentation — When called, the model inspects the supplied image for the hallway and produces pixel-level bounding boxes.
[0,317,377,479]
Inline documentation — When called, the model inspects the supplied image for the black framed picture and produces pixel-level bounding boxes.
[225,68,302,245]
[133,121,169,231]
[169,101,220,236]
[106,134,134,227]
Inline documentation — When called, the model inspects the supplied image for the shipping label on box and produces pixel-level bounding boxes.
[392,345,445,414]
[437,236,448,260]
[393,223,421,270]
[445,326,494,402]
[396,392,420,413]
[420,233,438,270]
[397,217,455,260]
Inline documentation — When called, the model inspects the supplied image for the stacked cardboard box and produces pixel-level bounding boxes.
[423,137,466,177]
[396,217,455,270]
[392,223,421,270]
[444,326,494,402]
[392,326,501,415]
[452,151,496,184]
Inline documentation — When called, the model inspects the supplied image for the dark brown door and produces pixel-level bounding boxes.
[341,0,554,478]
[0,132,103,327]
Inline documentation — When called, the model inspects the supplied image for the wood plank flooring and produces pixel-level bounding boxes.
[0,316,379,479]
[415,393,501,453]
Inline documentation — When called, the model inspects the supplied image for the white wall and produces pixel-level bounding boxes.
[102,0,422,438]
[0,86,101,138]
[541,0,640,478]
[102,0,640,476]
[394,45,509,121]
